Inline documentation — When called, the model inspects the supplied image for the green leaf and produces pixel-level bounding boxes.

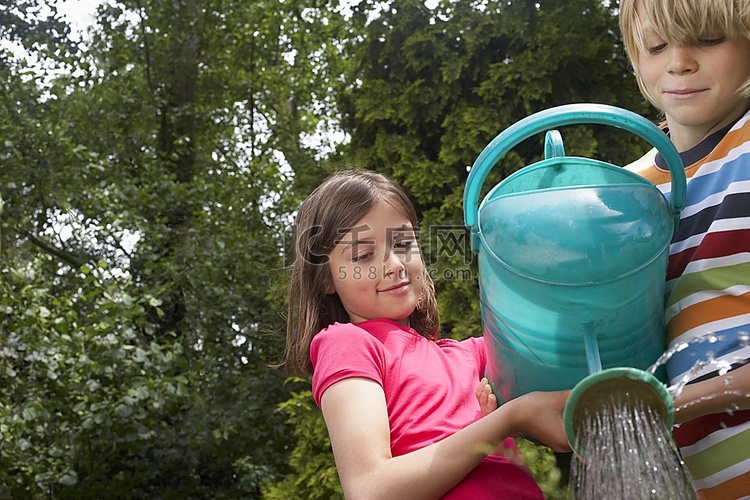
[58,471,78,486]
[114,404,133,418]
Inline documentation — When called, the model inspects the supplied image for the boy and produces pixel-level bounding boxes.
[620,0,750,497]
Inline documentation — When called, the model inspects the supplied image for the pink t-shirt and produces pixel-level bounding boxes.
[311,319,543,499]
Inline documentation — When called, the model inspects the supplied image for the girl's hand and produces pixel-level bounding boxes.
[476,378,515,458]
[475,380,571,453]
[476,377,498,417]
[510,390,572,453]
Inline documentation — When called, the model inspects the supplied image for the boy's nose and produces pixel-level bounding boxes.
[667,46,698,74]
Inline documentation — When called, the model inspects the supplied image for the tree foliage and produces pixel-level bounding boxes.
[0,260,191,497]
[261,386,343,500]
[1,0,346,496]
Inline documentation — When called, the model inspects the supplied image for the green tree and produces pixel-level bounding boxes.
[0,260,191,497]
[261,387,343,500]
[1,0,348,496]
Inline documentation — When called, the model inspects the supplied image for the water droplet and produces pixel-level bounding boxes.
[738,331,749,347]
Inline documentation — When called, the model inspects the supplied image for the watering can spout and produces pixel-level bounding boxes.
[582,322,602,375]
[563,367,674,456]
[567,323,674,457]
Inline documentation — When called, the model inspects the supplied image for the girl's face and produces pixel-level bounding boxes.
[635,15,750,151]
[327,201,425,325]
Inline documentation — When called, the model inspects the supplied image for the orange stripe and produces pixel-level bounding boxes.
[638,159,700,183]
[638,118,750,182]
[667,291,750,339]
[695,469,750,500]
[640,164,672,184]
[712,121,750,161]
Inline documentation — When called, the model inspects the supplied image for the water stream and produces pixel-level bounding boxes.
[570,330,750,499]
[570,398,693,499]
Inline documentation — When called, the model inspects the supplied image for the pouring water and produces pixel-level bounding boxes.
[568,330,750,499]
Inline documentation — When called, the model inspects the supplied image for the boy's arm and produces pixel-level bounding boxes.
[673,362,750,423]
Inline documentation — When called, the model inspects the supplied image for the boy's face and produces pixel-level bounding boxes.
[326,201,424,325]
[636,19,750,151]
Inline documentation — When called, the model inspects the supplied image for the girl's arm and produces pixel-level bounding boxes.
[320,377,569,500]
[673,362,750,423]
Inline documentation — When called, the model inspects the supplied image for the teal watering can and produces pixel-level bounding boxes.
[463,104,686,449]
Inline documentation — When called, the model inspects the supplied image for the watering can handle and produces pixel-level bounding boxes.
[463,103,686,234]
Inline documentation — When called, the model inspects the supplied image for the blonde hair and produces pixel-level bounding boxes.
[620,0,750,102]
[282,169,440,377]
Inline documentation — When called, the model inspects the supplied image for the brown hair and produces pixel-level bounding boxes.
[282,169,440,377]
[619,0,750,103]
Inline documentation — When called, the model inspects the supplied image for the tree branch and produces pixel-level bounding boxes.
[19,228,93,269]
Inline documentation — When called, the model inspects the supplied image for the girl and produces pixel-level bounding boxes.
[283,169,570,499]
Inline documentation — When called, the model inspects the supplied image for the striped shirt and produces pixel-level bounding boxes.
[633,109,750,499]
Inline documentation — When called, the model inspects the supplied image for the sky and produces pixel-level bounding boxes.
[55,0,104,34]
[53,0,443,35]
[1,0,102,58]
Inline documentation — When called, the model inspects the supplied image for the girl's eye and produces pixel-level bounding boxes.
[393,240,414,252]
[352,252,373,263]
[698,36,726,46]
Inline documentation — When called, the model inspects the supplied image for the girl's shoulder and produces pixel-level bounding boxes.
[316,321,371,337]
[311,322,378,355]
[310,322,391,406]
[311,319,400,353]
